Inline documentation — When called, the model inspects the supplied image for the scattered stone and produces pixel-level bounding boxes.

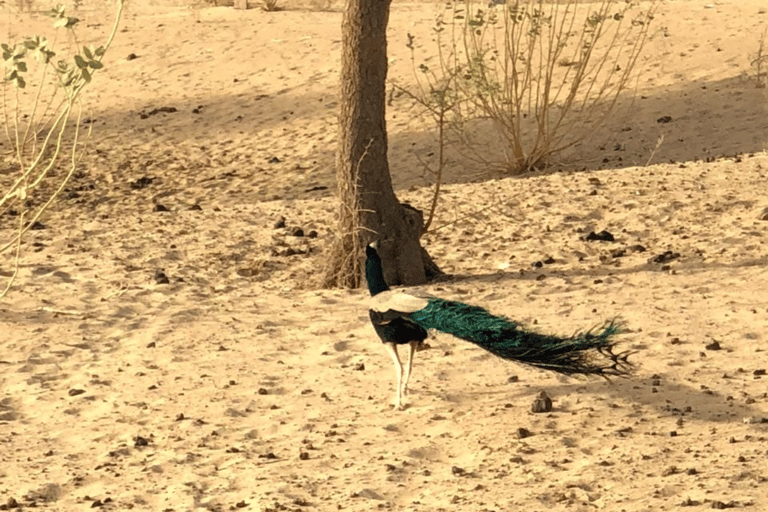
[126,53,138,60]
[705,340,721,351]
[609,248,626,258]
[657,115,673,123]
[134,436,150,447]
[257,388,268,395]
[648,251,680,264]
[353,363,365,371]
[153,204,169,212]
[130,176,153,189]
[661,466,678,477]
[307,230,318,238]
[531,391,553,413]
[507,375,519,383]
[585,230,614,242]
[299,451,309,460]
[273,217,286,229]
[516,427,532,439]
[451,466,467,476]
[68,388,85,397]
[188,204,202,211]
[153,270,170,284]
[139,106,177,119]
[268,156,281,164]
[753,369,766,376]
[289,227,304,237]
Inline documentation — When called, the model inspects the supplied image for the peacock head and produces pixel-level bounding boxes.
[366,239,381,256]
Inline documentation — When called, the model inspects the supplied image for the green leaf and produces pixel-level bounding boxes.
[80,67,91,83]
[74,54,88,69]
[53,17,68,28]
[5,69,17,81]
[95,46,106,57]
[16,61,27,72]
[83,45,93,60]
[34,48,55,64]
[65,17,80,28]
[88,59,103,70]
[16,75,25,88]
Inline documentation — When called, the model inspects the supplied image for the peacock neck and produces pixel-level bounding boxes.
[365,251,390,297]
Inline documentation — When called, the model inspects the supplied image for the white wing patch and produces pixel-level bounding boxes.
[370,290,430,314]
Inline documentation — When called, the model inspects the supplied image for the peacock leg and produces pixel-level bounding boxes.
[402,340,417,398]
[383,343,404,410]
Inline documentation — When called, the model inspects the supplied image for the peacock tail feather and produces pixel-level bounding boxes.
[409,298,631,377]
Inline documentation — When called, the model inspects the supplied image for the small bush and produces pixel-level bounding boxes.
[405,0,658,175]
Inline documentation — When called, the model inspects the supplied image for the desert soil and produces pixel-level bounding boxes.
[1,0,768,511]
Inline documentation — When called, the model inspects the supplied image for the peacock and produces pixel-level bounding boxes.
[365,240,633,410]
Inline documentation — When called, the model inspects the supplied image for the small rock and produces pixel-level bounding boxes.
[705,340,721,351]
[153,270,170,284]
[648,251,680,264]
[661,465,678,476]
[273,217,286,229]
[451,466,466,476]
[531,391,553,413]
[585,230,615,242]
[289,226,304,237]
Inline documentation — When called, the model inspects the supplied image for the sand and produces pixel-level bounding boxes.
[1,0,768,510]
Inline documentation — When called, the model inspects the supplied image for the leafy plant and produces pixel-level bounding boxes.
[0,2,124,300]
[404,0,658,175]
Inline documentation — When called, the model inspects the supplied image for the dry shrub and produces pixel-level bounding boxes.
[406,0,659,174]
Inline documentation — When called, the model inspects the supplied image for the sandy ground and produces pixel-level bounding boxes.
[2,0,768,510]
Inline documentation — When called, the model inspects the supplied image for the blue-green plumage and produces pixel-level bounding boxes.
[410,297,627,375]
[365,241,632,409]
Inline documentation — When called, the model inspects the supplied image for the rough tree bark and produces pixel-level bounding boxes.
[323,0,440,289]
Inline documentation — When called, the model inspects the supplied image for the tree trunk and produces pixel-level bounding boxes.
[323,0,437,289]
